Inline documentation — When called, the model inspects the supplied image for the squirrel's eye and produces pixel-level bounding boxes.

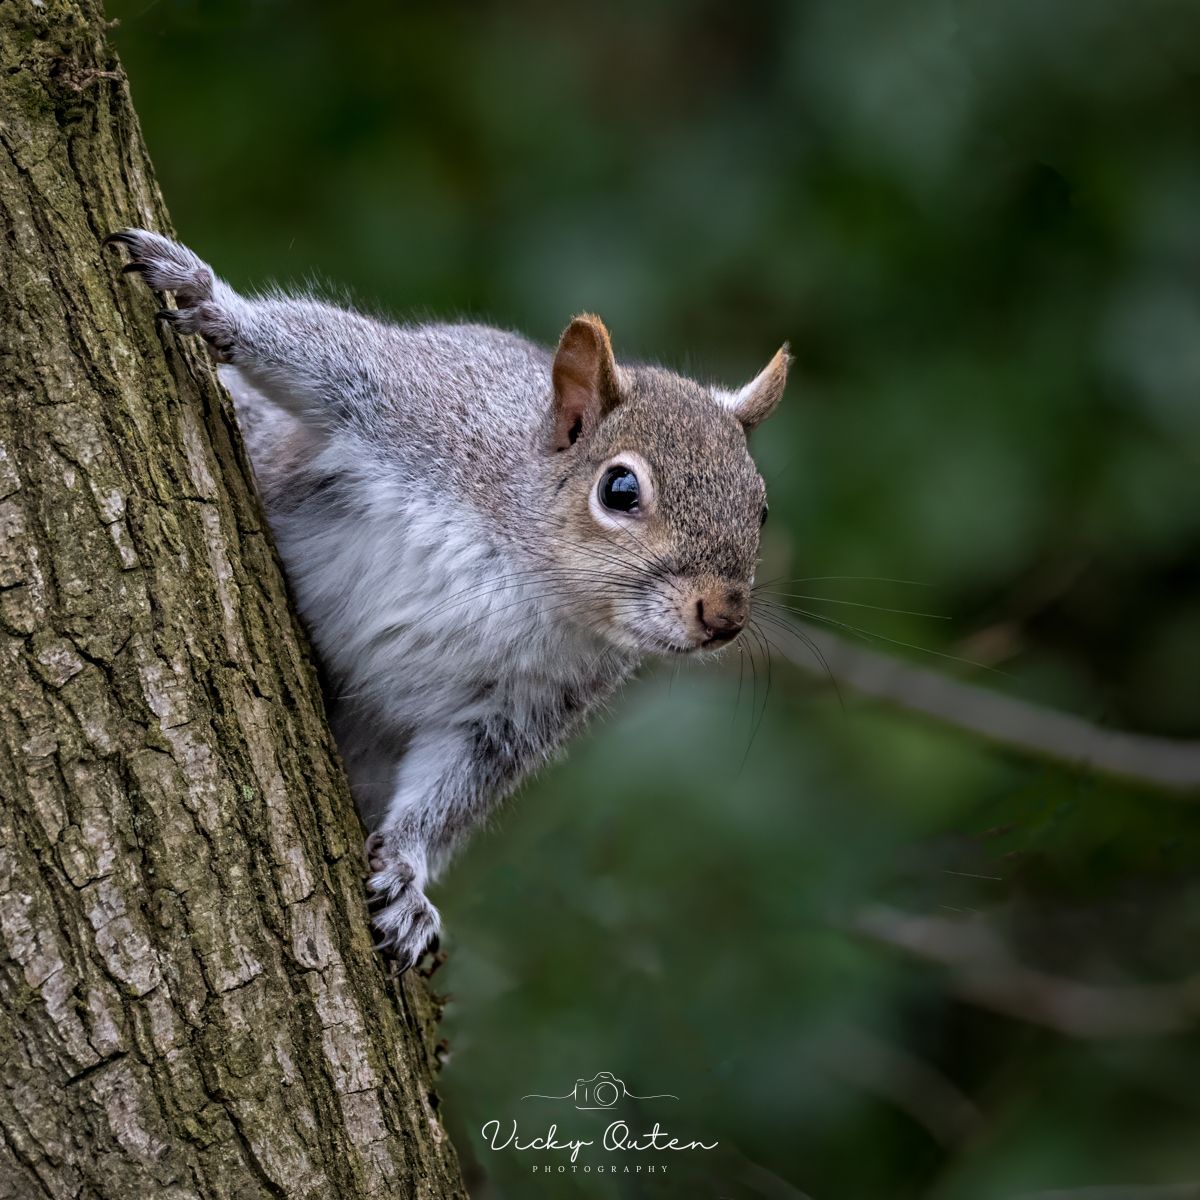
[599,466,640,513]
[760,503,769,527]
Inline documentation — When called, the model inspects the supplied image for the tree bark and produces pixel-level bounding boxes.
[0,4,467,1197]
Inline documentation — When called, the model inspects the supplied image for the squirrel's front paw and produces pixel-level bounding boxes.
[105,229,214,302]
[365,832,441,973]
[105,229,237,361]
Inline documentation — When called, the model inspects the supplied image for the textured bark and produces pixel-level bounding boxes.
[0,4,466,1197]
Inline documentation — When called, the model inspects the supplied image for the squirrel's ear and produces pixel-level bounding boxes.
[718,344,791,431]
[551,314,621,451]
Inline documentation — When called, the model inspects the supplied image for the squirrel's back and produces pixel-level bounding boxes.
[225,316,554,508]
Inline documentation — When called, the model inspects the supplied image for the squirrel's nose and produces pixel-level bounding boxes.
[697,590,747,644]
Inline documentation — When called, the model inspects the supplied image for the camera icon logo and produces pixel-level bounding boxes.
[573,1071,625,1110]
[521,1070,678,1108]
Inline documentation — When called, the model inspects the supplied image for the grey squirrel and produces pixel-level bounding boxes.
[106,229,789,971]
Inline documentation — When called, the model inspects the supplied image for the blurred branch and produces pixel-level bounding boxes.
[852,905,1200,1038]
[769,619,1200,793]
[816,1022,982,1147]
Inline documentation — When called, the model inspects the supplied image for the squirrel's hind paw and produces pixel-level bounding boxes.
[367,856,441,974]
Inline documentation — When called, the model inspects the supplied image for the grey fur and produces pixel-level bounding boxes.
[106,229,786,971]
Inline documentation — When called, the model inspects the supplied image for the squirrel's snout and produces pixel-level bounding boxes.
[695,590,748,646]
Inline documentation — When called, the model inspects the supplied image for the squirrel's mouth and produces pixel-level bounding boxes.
[633,632,697,656]
[662,633,738,656]
[609,594,749,656]
[630,622,746,657]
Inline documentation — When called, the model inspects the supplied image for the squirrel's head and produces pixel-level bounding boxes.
[544,314,788,656]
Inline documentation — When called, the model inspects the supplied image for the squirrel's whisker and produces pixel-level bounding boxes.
[755,591,949,620]
[754,574,933,589]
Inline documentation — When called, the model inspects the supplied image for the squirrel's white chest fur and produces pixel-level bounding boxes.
[280,478,598,711]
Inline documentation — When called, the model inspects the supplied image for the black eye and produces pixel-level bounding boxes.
[760,503,769,527]
[599,466,640,513]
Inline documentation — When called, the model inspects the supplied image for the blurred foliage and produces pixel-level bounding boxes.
[109,1,1200,1196]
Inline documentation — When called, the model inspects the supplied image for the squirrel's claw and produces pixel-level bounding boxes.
[371,908,440,974]
[364,830,387,877]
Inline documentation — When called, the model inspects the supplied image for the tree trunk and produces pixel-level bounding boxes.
[0,4,467,1197]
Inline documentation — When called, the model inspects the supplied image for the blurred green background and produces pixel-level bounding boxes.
[108,2,1200,1196]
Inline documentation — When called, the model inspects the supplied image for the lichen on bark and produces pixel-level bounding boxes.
[0,3,466,1196]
